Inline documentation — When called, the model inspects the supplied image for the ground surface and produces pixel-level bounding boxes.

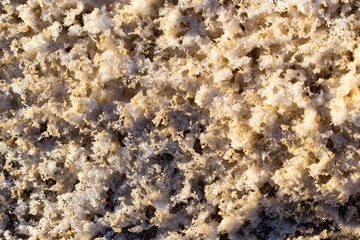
[1,0,360,239]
